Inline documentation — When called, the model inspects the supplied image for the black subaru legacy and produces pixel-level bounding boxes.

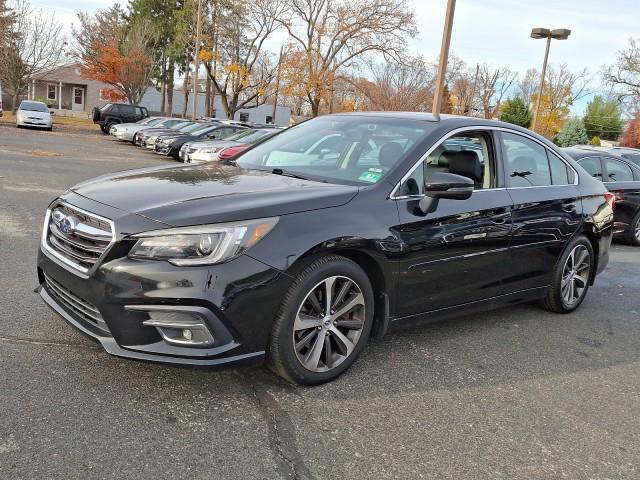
[37,113,614,385]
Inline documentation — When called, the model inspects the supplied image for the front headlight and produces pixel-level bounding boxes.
[199,146,225,154]
[128,217,279,266]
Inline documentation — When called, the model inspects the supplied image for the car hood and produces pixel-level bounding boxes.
[70,163,359,226]
[20,110,49,119]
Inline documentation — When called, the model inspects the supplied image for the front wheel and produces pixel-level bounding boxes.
[267,255,374,385]
[542,235,593,313]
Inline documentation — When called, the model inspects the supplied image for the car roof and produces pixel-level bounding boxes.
[562,146,640,171]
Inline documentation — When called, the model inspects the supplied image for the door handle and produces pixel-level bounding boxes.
[562,198,577,212]
[488,208,511,223]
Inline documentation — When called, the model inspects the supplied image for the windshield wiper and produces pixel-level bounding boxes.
[271,168,311,181]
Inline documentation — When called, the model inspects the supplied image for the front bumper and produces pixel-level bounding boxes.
[37,228,291,368]
[154,144,172,155]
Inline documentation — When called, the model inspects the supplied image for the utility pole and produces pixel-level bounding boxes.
[431,0,456,117]
[272,45,284,125]
[191,0,203,121]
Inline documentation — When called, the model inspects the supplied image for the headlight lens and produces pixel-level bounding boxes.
[199,146,225,154]
[128,217,279,266]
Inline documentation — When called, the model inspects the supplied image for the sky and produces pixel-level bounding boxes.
[32,0,638,114]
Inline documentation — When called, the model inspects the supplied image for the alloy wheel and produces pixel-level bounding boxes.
[292,276,366,372]
[635,217,640,241]
[561,244,591,307]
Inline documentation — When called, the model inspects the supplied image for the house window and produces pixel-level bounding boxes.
[265,115,273,124]
[47,84,57,101]
[239,112,250,122]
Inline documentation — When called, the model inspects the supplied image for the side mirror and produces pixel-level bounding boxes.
[425,172,474,200]
[419,172,474,214]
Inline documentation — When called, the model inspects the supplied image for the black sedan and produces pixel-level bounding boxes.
[564,146,640,245]
[155,124,247,160]
[37,113,613,385]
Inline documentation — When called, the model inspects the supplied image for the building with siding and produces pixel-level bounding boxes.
[27,64,291,125]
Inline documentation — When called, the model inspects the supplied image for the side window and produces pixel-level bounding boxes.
[603,157,634,182]
[577,157,603,179]
[502,132,553,187]
[548,152,572,185]
[134,107,142,116]
[397,132,494,196]
[620,153,640,169]
[120,105,134,115]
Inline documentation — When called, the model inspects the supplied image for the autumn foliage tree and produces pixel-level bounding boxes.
[73,5,158,104]
[619,115,640,148]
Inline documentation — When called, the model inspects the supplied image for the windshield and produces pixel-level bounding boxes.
[226,129,256,142]
[236,116,431,185]
[179,123,207,133]
[191,125,218,136]
[240,130,277,144]
[19,101,48,113]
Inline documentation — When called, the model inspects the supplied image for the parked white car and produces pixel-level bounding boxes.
[180,129,279,163]
[16,101,53,131]
[109,117,176,142]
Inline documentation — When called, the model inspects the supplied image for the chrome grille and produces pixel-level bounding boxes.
[44,203,114,272]
[44,274,110,334]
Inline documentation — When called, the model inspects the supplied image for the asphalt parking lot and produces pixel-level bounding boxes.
[1,123,639,479]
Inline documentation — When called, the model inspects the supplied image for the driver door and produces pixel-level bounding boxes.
[392,129,514,318]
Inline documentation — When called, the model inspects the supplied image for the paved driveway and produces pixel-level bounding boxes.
[1,124,639,479]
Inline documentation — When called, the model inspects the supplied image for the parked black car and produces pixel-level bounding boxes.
[154,123,247,160]
[37,113,613,385]
[136,121,198,148]
[93,103,149,134]
[601,147,640,168]
[564,147,640,245]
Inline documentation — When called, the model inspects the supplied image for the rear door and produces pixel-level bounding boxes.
[601,156,640,236]
[500,131,582,292]
[393,129,514,317]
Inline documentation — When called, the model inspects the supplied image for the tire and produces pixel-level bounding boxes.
[91,107,100,122]
[542,235,594,313]
[266,255,374,385]
[625,211,640,247]
[104,121,115,135]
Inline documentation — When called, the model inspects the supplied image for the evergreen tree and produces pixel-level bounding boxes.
[555,118,589,147]
[499,96,533,128]
[583,95,624,141]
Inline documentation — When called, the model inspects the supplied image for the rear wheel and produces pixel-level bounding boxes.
[267,255,374,385]
[542,235,593,313]
[104,121,115,135]
[626,211,640,246]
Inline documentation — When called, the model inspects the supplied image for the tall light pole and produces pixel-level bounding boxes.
[530,27,571,132]
[191,0,203,121]
[431,0,456,117]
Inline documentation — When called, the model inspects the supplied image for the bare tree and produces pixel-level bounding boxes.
[475,64,517,119]
[603,37,640,112]
[199,0,285,119]
[517,68,538,108]
[355,56,434,111]
[0,0,65,110]
[276,0,416,116]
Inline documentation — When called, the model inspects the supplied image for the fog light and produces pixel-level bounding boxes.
[139,311,215,348]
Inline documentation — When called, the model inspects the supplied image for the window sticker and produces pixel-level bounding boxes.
[359,168,383,183]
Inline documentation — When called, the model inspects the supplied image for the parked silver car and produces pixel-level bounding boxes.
[110,117,181,143]
[16,101,53,131]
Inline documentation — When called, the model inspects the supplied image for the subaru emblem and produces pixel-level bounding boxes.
[60,216,77,234]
